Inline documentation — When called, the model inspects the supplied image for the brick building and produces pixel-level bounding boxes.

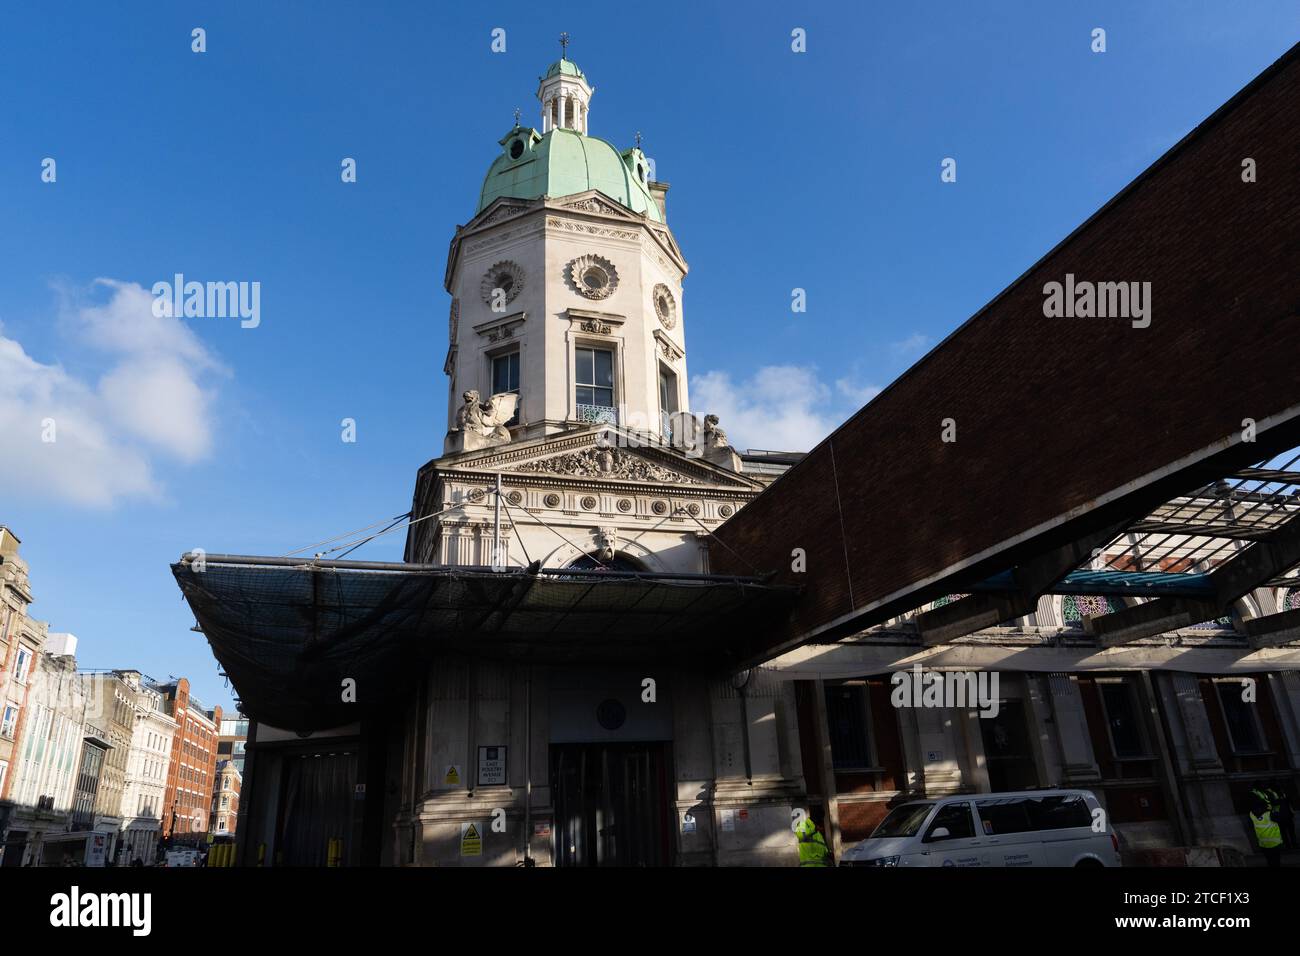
[0,528,47,804]
[157,678,221,846]
[0,526,50,861]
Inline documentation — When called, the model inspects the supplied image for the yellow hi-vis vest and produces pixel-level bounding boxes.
[1251,810,1282,849]
[796,818,830,867]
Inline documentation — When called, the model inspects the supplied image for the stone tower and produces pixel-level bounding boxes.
[442,53,689,454]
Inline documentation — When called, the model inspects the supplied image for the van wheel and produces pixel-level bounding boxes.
[1075,858,1104,868]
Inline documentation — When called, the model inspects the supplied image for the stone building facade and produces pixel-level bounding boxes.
[82,672,137,861]
[1,634,88,865]
[210,759,241,837]
[118,671,177,863]
[382,53,808,867]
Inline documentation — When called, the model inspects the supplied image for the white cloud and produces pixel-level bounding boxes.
[0,279,225,507]
[692,365,877,453]
[835,378,882,406]
[889,332,932,361]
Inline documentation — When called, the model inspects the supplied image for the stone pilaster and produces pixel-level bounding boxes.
[1045,673,1102,783]
[704,669,803,866]
[1155,672,1247,850]
[1267,672,1300,769]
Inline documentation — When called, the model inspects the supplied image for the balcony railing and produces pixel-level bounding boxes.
[577,404,618,426]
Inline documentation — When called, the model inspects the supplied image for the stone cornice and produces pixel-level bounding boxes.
[472,310,527,343]
[445,191,688,292]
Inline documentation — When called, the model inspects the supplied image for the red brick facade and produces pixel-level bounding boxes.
[158,678,222,845]
[711,43,1300,650]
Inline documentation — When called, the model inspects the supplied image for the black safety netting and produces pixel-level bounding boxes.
[172,560,798,731]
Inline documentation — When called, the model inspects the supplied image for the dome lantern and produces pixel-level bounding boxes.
[537,34,592,133]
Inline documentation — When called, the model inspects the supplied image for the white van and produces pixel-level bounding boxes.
[839,789,1122,867]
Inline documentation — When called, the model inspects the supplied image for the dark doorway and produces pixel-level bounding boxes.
[551,743,672,866]
[1,832,27,868]
[276,750,358,866]
[979,700,1039,792]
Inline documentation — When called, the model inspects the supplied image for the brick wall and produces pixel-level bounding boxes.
[711,43,1300,652]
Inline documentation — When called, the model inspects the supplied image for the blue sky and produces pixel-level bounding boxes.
[0,1,1295,711]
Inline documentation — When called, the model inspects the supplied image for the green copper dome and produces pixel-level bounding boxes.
[543,58,585,80]
[478,127,663,222]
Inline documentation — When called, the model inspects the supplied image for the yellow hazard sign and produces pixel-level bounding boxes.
[461,822,482,857]
[443,765,461,786]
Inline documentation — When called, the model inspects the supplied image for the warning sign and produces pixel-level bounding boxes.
[461,821,482,857]
[443,765,461,786]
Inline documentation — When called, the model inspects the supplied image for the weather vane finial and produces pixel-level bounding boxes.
[513,106,521,126]
[634,130,642,148]
[559,32,570,59]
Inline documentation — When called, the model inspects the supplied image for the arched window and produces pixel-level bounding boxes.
[564,553,646,573]
[1062,594,1124,625]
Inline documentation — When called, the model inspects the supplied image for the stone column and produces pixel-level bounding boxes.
[1157,672,1246,850]
[1267,671,1300,769]
[1168,673,1224,774]
[706,669,803,865]
[957,706,992,793]
[1045,673,1102,783]
[807,679,841,859]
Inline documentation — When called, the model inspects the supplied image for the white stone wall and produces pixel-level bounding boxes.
[447,202,687,443]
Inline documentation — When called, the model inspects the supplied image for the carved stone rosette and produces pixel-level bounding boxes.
[652,283,677,329]
[480,260,525,307]
[567,254,619,300]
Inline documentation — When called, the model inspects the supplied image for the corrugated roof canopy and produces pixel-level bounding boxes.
[173,557,797,731]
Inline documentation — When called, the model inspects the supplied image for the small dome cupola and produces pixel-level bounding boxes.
[500,117,542,165]
[621,139,651,186]
[537,33,592,134]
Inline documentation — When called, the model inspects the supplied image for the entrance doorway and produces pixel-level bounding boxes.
[551,743,672,866]
[275,750,358,866]
[979,700,1039,792]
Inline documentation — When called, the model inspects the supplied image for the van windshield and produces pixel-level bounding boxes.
[870,803,934,838]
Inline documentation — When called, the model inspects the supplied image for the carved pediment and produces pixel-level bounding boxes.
[512,445,704,484]
[438,426,764,491]
[560,195,631,218]
[475,201,532,227]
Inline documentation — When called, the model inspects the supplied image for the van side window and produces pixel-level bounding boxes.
[925,802,974,841]
[976,797,1034,835]
[1028,794,1092,830]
